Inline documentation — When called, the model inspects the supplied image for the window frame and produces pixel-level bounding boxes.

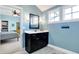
[48,5,79,24]
[63,5,79,21]
[48,8,60,23]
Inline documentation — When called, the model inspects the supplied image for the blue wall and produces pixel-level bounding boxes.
[0,14,20,32]
[41,5,79,53]
[48,21,79,53]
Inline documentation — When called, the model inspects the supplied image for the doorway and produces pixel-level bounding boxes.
[0,5,22,54]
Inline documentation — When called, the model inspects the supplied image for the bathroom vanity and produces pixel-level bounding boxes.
[24,30,48,53]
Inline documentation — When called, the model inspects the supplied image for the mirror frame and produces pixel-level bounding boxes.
[29,13,39,29]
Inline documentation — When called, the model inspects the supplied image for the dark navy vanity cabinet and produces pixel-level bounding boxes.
[25,31,48,53]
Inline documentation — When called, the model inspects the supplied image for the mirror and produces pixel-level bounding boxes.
[29,13,39,29]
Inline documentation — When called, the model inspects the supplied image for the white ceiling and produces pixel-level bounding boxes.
[36,5,55,12]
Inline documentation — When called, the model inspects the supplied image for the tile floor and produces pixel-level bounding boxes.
[0,39,65,54]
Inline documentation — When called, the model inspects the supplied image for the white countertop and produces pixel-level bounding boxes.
[25,30,48,34]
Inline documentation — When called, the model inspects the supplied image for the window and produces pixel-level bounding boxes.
[72,6,79,19]
[72,6,79,12]
[48,5,79,24]
[64,8,71,14]
[64,5,79,20]
[48,9,60,23]
[64,14,71,20]
[64,7,72,20]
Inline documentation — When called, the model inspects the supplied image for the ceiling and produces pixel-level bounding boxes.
[36,5,55,12]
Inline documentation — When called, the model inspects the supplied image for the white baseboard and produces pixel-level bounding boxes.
[48,44,77,54]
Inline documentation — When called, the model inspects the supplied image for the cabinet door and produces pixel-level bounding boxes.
[25,34,31,52]
[36,33,48,48]
[38,33,48,44]
[30,34,40,52]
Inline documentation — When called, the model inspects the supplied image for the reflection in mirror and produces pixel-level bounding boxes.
[29,13,39,29]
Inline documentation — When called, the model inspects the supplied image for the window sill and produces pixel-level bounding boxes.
[48,19,79,24]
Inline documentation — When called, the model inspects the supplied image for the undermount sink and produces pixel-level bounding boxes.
[25,30,48,34]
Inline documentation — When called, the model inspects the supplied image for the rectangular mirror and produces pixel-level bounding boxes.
[29,13,39,29]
